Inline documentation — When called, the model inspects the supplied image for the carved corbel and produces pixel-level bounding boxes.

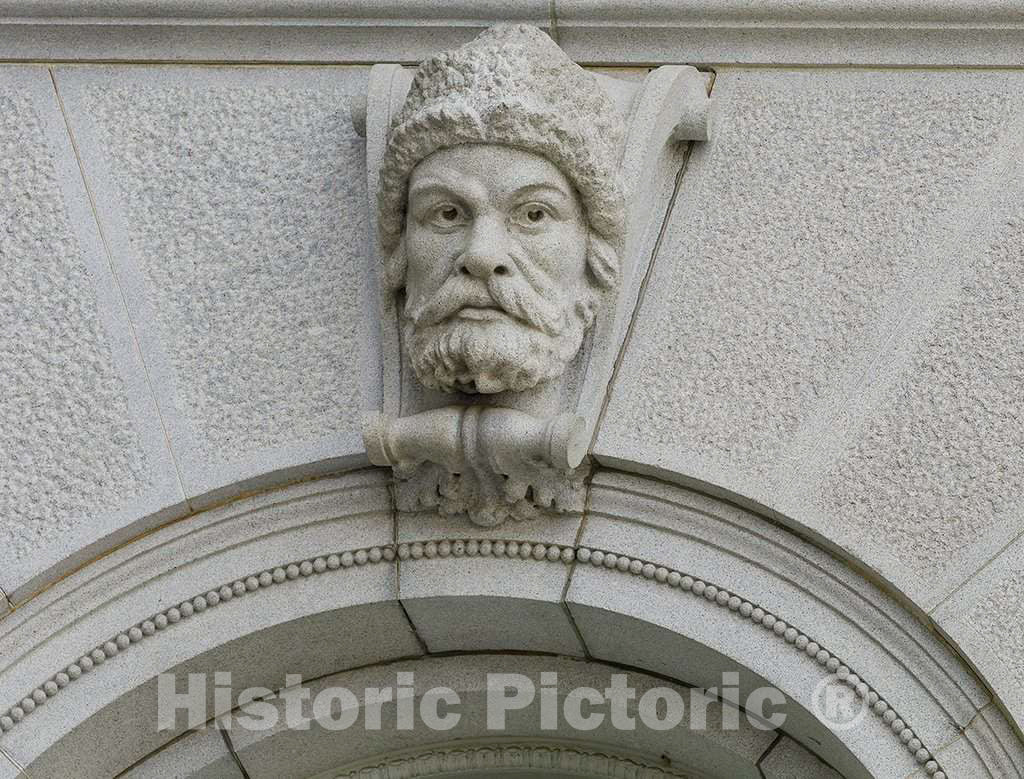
[364,408,587,526]
[353,24,712,525]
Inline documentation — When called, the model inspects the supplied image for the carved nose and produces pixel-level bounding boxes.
[458,252,510,280]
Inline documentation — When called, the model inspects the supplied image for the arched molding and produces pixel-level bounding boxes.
[326,741,693,778]
[0,468,1017,777]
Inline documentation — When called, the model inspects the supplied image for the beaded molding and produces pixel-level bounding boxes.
[0,539,947,778]
[333,743,689,778]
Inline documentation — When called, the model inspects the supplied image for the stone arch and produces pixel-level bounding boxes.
[0,466,1016,777]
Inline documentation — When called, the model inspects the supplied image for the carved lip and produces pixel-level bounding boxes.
[455,306,506,322]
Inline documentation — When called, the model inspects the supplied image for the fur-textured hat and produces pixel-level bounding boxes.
[377,24,627,257]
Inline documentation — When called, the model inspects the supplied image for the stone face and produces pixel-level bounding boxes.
[364,26,636,527]
[597,67,1024,606]
[0,67,184,603]
[54,65,372,503]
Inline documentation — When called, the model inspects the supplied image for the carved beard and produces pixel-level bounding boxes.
[402,259,595,394]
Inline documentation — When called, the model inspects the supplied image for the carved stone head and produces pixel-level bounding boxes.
[377,24,627,394]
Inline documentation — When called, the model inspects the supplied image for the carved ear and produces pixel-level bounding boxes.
[382,234,408,293]
[586,231,620,291]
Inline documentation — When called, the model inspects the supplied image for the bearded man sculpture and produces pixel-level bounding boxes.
[364,24,630,525]
[377,24,626,395]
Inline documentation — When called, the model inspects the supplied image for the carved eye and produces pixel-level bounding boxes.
[510,203,554,230]
[425,203,467,230]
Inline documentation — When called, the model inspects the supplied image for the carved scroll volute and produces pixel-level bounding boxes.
[575,66,712,446]
[352,26,712,525]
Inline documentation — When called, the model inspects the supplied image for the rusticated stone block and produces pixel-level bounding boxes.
[597,67,1024,607]
[0,67,183,603]
[820,204,1024,588]
[55,66,373,503]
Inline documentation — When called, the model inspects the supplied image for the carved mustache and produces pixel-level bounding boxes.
[407,258,567,337]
